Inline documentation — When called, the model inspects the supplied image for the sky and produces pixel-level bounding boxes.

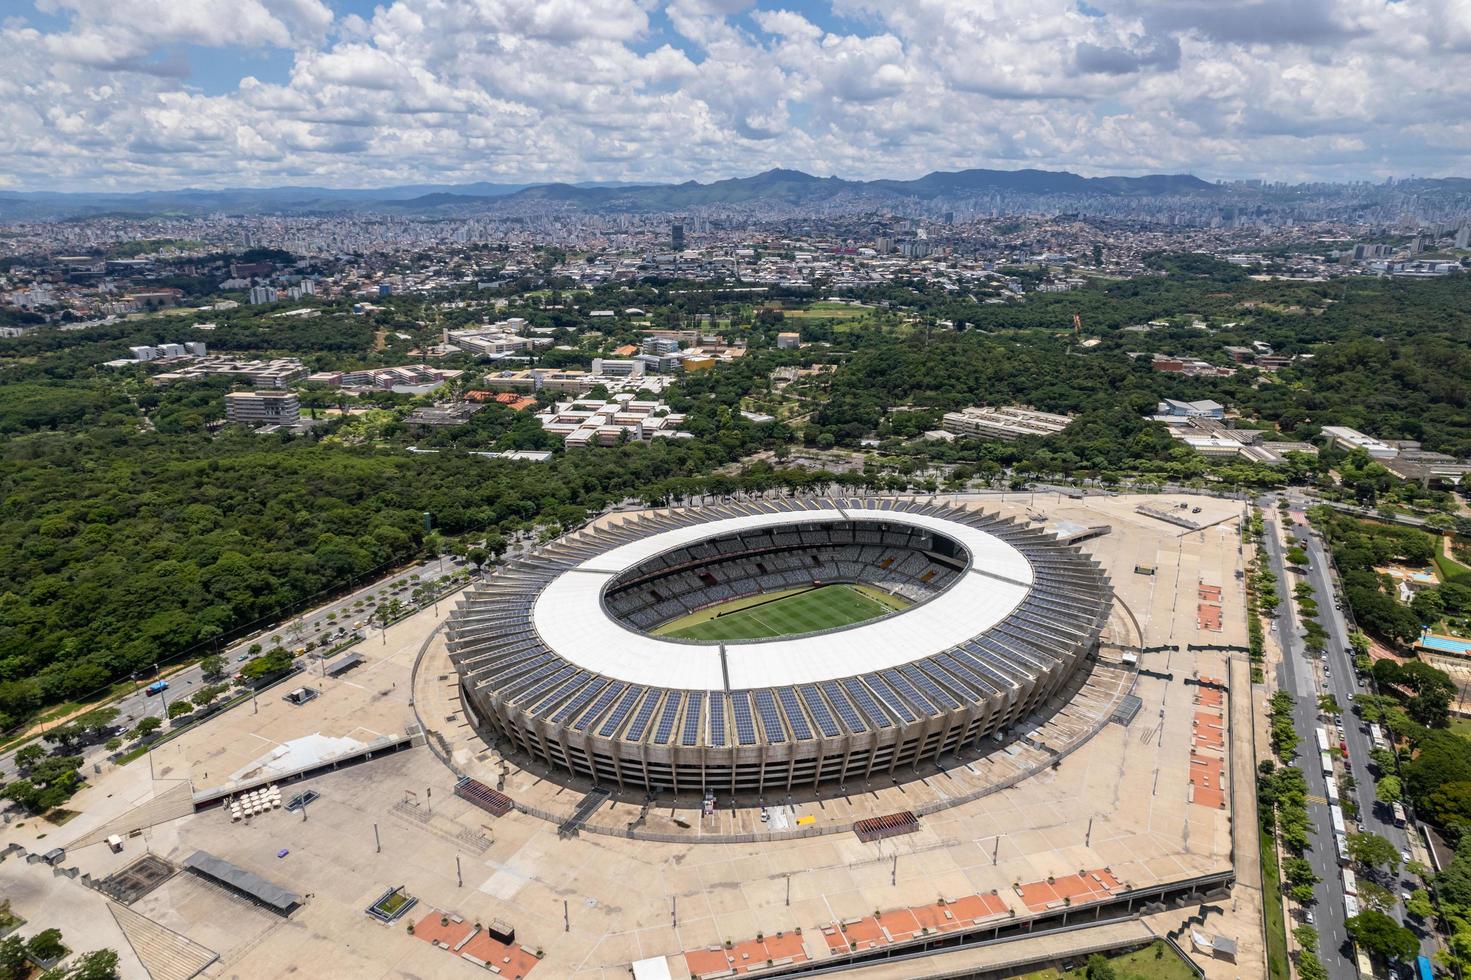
[1,0,1468,192]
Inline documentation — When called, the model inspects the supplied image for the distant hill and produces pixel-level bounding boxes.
[4,168,1466,220]
[503,167,1220,211]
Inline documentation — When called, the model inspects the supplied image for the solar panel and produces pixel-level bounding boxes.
[531,671,588,716]
[753,690,787,744]
[776,687,813,740]
[574,681,625,732]
[599,685,644,737]
[625,690,661,742]
[731,692,758,745]
[516,665,575,706]
[862,674,917,723]
[708,690,727,746]
[837,678,889,729]
[682,692,704,747]
[901,664,959,709]
[653,692,682,745]
[551,677,608,724]
[882,669,935,714]
[800,685,841,737]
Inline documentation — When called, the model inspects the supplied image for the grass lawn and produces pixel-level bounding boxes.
[1434,549,1471,586]
[654,583,908,641]
[1259,812,1291,980]
[1449,716,1471,741]
[1009,940,1198,979]
[776,301,871,320]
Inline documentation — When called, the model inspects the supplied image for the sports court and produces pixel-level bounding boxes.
[654,583,909,641]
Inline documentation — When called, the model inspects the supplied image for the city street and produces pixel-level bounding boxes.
[1265,493,1434,977]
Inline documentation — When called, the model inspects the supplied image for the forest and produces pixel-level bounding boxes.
[2,261,1469,731]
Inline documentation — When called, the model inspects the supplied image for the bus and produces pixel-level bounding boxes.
[1336,833,1352,866]
[1345,892,1361,918]
[1342,867,1358,896]
[1327,778,1341,804]
[1356,947,1380,979]
[1317,727,1332,753]
[1392,801,1407,828]
[1330,804,1346,836]
[1321,751,1335,777]
[1370,723,1387,751]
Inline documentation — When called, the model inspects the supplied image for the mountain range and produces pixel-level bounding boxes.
[1,167,1465,220]
[0,167,1220,220]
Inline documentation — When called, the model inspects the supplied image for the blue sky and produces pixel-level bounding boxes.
[1,0,1466,191]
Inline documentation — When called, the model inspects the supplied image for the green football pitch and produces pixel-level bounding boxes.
[653,583,910,642]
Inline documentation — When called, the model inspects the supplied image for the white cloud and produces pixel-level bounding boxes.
[0,0,1468,191]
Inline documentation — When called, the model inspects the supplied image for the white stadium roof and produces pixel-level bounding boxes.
[533,509,1033,689]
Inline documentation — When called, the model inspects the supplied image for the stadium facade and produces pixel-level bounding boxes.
[446,498,1113,795]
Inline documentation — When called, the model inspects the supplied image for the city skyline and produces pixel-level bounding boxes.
[2,0,1469,193]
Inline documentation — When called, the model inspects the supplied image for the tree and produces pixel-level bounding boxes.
[1370,747,1398,773]
[26,929,67,964]
[466,547,488,574]
[14,744,45,769]
[132,716,161,738]
[1083,954,1117,980]
[42,948,120,980]
[1345,909,1419,962]
[1376,776,1403,804]
[1406,889,1435,920]
[1286,546,1310,567]
[1296,950,1328,980]
[167,700,192,720]
[200,654,226,679]
[1293,924,1319,953]
[1347,831,1401,871]
[0,936,28,980]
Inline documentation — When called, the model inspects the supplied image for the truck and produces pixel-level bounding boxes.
[1418,953,1435,980]
[1392,801,1407,828]
[145,680,169,695]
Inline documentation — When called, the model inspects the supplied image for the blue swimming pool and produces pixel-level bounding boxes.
[1421,634,1471,655]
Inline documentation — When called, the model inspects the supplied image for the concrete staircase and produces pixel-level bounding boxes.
[109,903,218,980]
[70,781,196,849]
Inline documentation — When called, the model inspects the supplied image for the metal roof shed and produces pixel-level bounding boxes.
[324,652,364,676]
[183,850,303,916]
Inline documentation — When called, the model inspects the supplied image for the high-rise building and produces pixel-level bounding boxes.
[671,223,685,250]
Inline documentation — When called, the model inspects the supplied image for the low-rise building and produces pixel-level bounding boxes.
[403,402,485,432]
[1156,398,1225,419]
[1320,425,1399,459]
[941,406,1073,441]
[535,394,687,447]
[225,390,300,426]
[152,356,307,388]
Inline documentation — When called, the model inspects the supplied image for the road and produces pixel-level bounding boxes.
[1264,494,1433,976]
[1262,505,1358,976]
[1292,499,1438,965]
[0,551,472,781]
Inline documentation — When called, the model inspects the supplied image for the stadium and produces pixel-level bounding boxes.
[446,498,1113,796]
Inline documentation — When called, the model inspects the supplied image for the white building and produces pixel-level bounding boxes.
[224,390,301,425]
[590,358,645,378]
[248,285,278,305]
[941,406,1073,441]
[1320,425,1399,459]
[1156,398,1225,419]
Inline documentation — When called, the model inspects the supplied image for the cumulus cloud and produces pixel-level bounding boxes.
[0,0,1468,191]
